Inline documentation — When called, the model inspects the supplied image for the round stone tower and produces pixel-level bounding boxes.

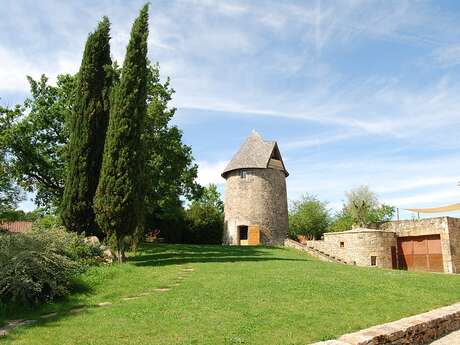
[222,130,288,245]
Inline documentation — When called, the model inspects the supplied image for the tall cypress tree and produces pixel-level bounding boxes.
[61,17,112,237]
[94,5,149,262]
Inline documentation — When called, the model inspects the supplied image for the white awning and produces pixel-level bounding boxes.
[405,203,460,213]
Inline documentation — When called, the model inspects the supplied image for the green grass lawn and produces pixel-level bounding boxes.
[2,244,460,345]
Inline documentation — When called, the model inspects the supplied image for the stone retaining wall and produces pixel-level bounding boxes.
[304,239,333,254]
[312,302,460,345]
[284,239,338,263]
[305,229,396,268]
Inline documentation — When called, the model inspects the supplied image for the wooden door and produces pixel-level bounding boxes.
[397,235,443,272]
[391,246,397,269]
[248,225,260,245]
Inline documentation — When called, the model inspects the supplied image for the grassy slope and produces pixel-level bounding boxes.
[2,244,460,345]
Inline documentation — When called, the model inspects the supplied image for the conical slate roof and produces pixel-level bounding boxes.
[221,130,288,178]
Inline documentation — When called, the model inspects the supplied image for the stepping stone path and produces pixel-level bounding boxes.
[69,307,86,314]
[154,288,171,292]
[40,312,58,319]
[97,302,112,307]
[122,296,141,301]
[0,319,37,337]
[1,266,195,338]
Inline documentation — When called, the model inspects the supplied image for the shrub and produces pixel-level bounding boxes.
[32,224,104,265]
[185,203,223,244]
[0,232,83,306]
[0,224,104,306]
[329,208,354,232]
[288,194,331,240]
[183,184,224,244]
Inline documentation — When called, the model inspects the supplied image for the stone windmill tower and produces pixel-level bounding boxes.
[221,130,289,245]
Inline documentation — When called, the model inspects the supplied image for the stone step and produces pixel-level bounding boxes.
[291,240,349,265]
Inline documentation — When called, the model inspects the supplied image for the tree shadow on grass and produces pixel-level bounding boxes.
[129,243,312,267]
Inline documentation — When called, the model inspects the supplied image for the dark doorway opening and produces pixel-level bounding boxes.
[238,225,248,245]
[391,246,397,269]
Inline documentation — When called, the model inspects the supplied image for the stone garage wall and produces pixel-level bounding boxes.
[375,217,448,236]
[375,217,456,273]
[447,217,460,273]
[312,301,460,345]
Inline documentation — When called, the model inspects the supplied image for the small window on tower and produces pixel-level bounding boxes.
[340,242,344,248]
[240,170,247,179]
[371,256,377,266]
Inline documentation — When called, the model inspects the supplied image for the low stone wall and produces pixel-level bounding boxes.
[284,238,306,251]
[312,302,460,345]
[305,229,396,269]
[284,239,339,263]
[305,239,333,255]
[325,230,396,268]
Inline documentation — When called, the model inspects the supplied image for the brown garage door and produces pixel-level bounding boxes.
[397,235,443,272]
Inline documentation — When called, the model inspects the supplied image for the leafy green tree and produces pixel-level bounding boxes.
[288,194,330,240]
[0,209,43,222]
[184,184,224,244]
[0,75,75,208]
[0,155,22,215]
[345,185,378,227]
[143,63,202,234]
[328,207,354,232]
[94,5,149,262]
[61,17,112,237]
[0,112,22,213]
[330,186,395,231]
[1,65,200,240]
[367,204,395,223]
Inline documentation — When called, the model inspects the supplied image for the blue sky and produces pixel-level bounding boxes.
[2,0,460,219]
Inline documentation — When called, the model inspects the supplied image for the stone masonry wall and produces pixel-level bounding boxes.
[307,229,396,268]
[301,217,460,273]
[223,168,288,245]
[312,302,460,345]
[375,217,454,273]
[284,239,341,263]
[375,217,447,236]
[447,217,460,273]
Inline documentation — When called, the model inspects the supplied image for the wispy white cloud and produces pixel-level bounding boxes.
[375,176,460,194]
[433,44,460,67]
[383,190,460,208]
[283,131,358,150]
[0,46,79,93]
[196,161,227,186]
